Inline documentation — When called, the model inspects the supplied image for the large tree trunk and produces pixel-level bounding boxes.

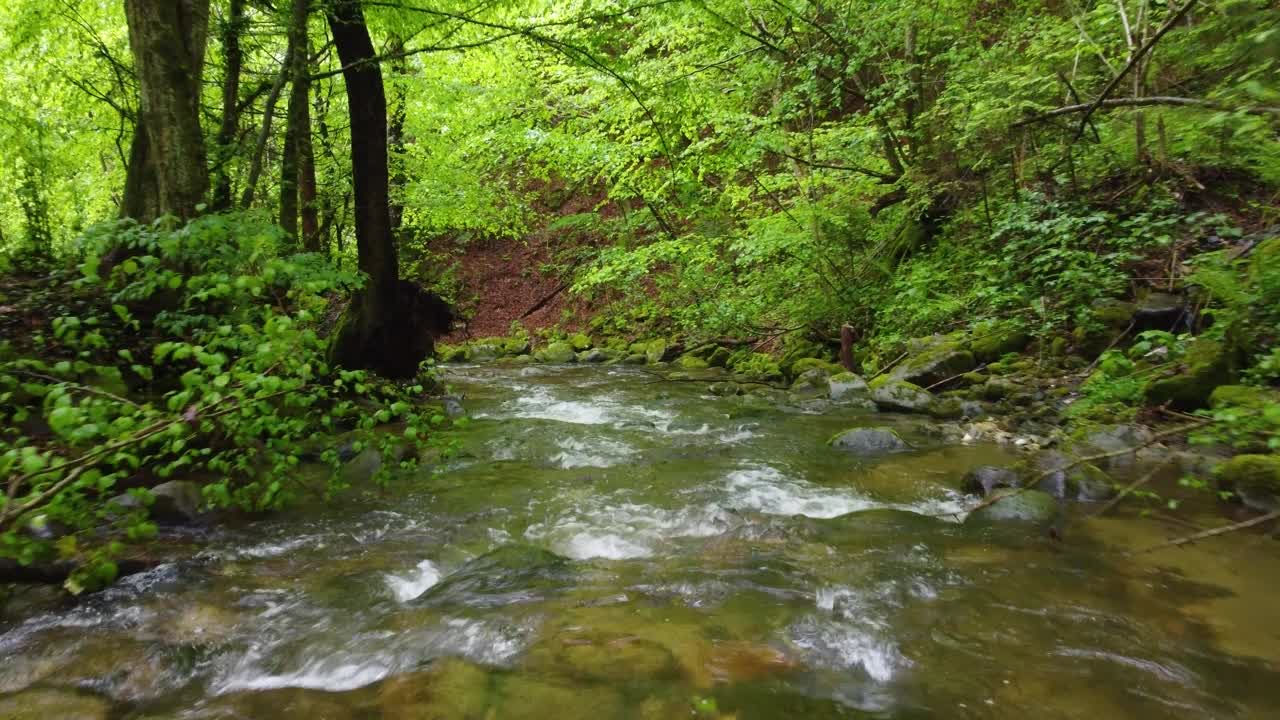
[280,0,309,242]
[121,0,211,222]
[326,0,452,377]
[211,0,245,211]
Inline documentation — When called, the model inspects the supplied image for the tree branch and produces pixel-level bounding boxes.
[1016,95,1280,127]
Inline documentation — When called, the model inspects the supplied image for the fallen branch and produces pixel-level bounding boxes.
[1072,0,1201,141]
[1090,459,1172,518]
[1014,96,1280,127]
[1130,509,1280,555]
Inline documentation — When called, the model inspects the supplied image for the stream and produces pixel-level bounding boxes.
[2,364,1279,719]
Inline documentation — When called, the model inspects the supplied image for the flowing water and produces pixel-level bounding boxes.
[3,365,1280,719]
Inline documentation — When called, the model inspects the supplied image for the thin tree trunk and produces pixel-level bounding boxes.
[211,0,245,211]
[240,52,292,209]
[298,68,320,250]
[386,34,409,241]
[121,0,211,222]
[280,0,310,242]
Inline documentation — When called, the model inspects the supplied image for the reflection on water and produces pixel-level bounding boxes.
[1,364,1278,719]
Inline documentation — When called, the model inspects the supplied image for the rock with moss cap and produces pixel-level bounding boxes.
[436,344,469,363]
[707,346,733,368]
[828,372,870,402]
[1210,384,1279,411]
[871,380,934,413]
[644,339,672,364]
[790,357,845,378]
[890,342,976,388]
[1144,338,1236,410]
[534,341,577,364]
[1214,454,1280,511]
[830,427,910,456]
[969,323,1029,363]
[568,333,593,351]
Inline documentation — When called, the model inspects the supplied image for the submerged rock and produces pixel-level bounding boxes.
[707,381,741,396]
[871,380,934,412]
[522,628,679,683]
[965,488,1059,526]
[378,658,491,720]
[0,689,110,720]
[418,544,572,608]
[829,427,910,456]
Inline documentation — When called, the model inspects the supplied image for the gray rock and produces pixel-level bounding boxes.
[871,381,934,412]
[1078,424,1155,469]
[148,480,202,522]
[961,466,1020,496]
[958,400,986,419]
[828,372,870,402]
[577,349,609,363]
[620,354,647,365]
[830,427,910,456]
[1133,291,1184,330]
[341,447,383,485]
[965,488,1060,526]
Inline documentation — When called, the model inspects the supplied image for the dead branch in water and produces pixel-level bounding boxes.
[1130,510,1280,555]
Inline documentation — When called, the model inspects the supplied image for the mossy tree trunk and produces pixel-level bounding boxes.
[210,0,245,212]
[121,0,210,222]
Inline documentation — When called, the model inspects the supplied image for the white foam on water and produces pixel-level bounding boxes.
[725,465,970,520]
[385,560,442,602]
[788,616,906,683]
[212,617,531,694]
[478,386,676,429]
[550,436,636,468]
[525,501,731,560]
[718,425,757,443]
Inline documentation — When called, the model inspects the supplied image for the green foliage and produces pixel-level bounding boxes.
[0,214,447,592]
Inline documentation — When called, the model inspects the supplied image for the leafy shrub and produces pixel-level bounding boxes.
[0,214,447,593]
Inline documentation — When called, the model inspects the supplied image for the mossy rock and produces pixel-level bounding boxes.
[620,353,646,365]
[468,341,503,361]
[981,378,1019,401]
[645,339,670,364]
[790,357,844,378]
[890,343,976,387]
[436,344,469,363]
[870,380,934,413]
[522,629,679,683]
[708,381,741,396]
[504,337,532,355]
[969,323,1029,363]
[676,354,710,370]
[577,349,609,363]
[1143,338,1234,410]
[535,341,577,364]
[928,397,965,420]
[512,354,533,364]
[707,346,733,368]
[1209,384,1279,411]
[568,333,593,351]
[959,371,989,386]
[1214,454,1280,511]
[495,675,625,720]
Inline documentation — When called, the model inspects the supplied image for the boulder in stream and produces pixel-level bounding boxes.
[829,427,910,456]
[827,372,869,402]
[535,341,577,364]
[1214,454,1280,511]
[961,465,1020,496]
[890,341,976,387]
[965,488,1060,526]
[148,480,202,523]
[0,689,110,720]
[870,380,934,412]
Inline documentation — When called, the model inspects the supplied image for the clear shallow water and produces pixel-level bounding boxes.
[2,364,1279,719]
